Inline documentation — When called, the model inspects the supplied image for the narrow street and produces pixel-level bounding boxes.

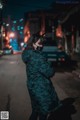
[0,54,80,120]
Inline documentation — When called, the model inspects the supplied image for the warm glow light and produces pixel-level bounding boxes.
[6,36,9,40]
[9,46,12,48]
[24,36,30,43]
[56,25,63,38]
[9,32,15,38]
[2,33,5,37]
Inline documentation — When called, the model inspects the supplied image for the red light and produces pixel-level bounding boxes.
[58,58,65,61]
[61,58,65,61]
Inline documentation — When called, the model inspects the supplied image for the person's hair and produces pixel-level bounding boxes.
[25,32,41,50]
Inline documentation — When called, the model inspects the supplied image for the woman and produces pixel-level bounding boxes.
[22,34,62,120]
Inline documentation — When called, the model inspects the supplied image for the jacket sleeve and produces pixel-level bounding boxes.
[38,56,55,78]
[21,50,28,63]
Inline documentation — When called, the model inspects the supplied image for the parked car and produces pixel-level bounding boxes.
[42,37,74,66]
[3,47,13,55]
[0,50,3,57]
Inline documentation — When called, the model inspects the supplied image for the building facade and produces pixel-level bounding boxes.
[2,16,24,51]
[24,2,80,54]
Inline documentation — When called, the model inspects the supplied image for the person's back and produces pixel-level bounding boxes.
[22,33,62,120]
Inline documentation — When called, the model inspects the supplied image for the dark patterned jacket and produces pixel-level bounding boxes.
[22,49,62,114]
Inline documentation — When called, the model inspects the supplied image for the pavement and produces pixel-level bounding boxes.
[52,52,80,120]
[13,50,22,55]
[71,53,80,80]
[0,54,80,120]
[51,73,80,120]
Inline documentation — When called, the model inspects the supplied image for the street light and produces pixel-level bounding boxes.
[9,32,15,38]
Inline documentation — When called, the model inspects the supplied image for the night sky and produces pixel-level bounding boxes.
[2,0,78,20]
[3,0,55,19]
